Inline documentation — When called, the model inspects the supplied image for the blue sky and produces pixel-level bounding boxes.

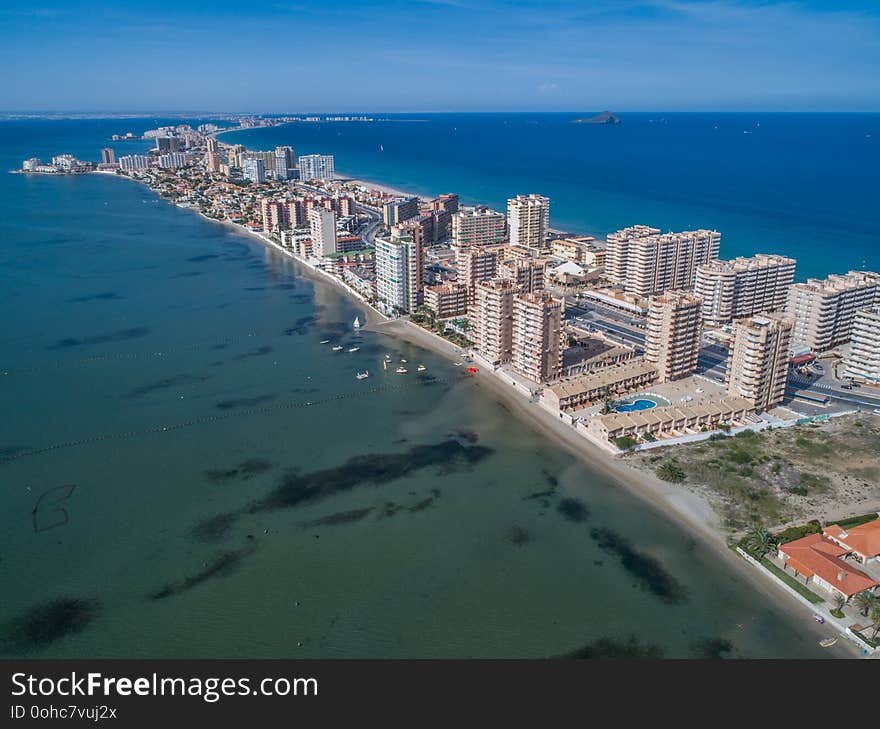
[1,0,878,112]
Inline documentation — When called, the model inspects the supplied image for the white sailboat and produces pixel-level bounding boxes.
[353,316,361,329]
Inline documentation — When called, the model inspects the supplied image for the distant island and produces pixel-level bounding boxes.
[574,111,620,124]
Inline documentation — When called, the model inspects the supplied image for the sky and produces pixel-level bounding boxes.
[1,0,878,112]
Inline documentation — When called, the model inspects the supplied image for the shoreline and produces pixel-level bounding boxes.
[375,318,859,657]
[105,170,863,658]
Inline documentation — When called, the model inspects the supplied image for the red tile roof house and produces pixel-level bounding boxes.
[823,517,880,565]
[777,533,879,602]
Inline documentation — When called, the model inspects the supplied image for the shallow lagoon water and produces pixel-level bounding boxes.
[0,118,835,658]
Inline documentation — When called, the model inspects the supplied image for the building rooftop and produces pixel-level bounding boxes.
[779,532,880,598]
[548,359,657,400]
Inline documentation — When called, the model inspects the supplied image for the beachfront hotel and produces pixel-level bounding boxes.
[507,194,550,249]
[309,207,337,257]
[605,227,721,297]
[726,314,793,411]
[510,291,565,384]
[843,306,880,383]
[469,278,518,365]
[374,232,424,313]
[424,282,469,319]
[260,198,287,233]
[787,270,880,352]
[100,147,115,165]
[644,291,702,383]
[297,153,335,181]
[452,206,506,248]
[694,253,796,326]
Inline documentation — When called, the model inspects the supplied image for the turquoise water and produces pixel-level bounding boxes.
[615,399,658,413]
[0,117,839,658]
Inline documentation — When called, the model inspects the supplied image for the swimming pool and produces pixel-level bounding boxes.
[615,399,657,413]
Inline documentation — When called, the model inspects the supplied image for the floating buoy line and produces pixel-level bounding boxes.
[0,377,448,466]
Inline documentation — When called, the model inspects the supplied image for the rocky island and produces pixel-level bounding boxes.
[574,110,621,124]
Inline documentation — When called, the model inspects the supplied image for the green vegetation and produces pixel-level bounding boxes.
[831,593,846,619]
[743,523,777,560]
[614,436,638,451]
[629,414,880,531]
[774,520,821,544]
[836,512,880,529]
[656,461,685,483]
[853,590,878,618]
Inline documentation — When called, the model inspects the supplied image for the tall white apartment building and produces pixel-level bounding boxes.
[375,233,423,313]
[309,207,337,257]
[786,270,880,352]
[297,154,335,181]
[452,206,506,248]
[726,314,793,411]
[274,146,295,180]
[118,154,150,171]
[158,152,187,169]
[243,157,266,183]
[511,291,565,384]
[469,278,518,365]
[843,307,880,382]
[694,253,796,326]
[507,194,550,249]
[644,291,702,382]
[606,228,720,297]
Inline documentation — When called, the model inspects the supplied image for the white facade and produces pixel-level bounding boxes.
[309,207,337,257]
[843,306,880,382]
[375,235,423,313]
[297,154,335,181]
[243,158,266,183]
[507,194,549,249]
[118,154,150,171]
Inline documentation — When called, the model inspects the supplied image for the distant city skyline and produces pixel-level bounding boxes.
[1,0,879,112]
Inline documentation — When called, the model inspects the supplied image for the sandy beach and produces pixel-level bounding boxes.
[374,317,860,657]
[341,175,434,203]
[112,172,862,657]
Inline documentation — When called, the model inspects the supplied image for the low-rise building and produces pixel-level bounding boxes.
[823,517,880,565]
[777,533,879,602]
[586,394,753,443]
[544,359,658,412]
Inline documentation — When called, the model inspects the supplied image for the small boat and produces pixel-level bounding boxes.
[353,316,361,329]
[356,371,369,380]
[332,346,343,351]
[400,359,407,363]
[819,637,837,648]
[395,367,407,374]
[466,366,479,374]
[382,360,387,370]
[320,339,330,344]
[453,362,462,366]
[417,364,426,372]
[384,354,391,360]
[347,347,360,353]
[812,614,825,624]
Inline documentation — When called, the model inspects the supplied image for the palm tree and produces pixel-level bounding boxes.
[871,606,880,642]
[600,386,616,415]
[853,590,877,618]
[832,592,846,616]
[744,522,777,560]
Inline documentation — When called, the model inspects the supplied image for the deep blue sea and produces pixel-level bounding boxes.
[223,112,880,280]
[0,114,867,659]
